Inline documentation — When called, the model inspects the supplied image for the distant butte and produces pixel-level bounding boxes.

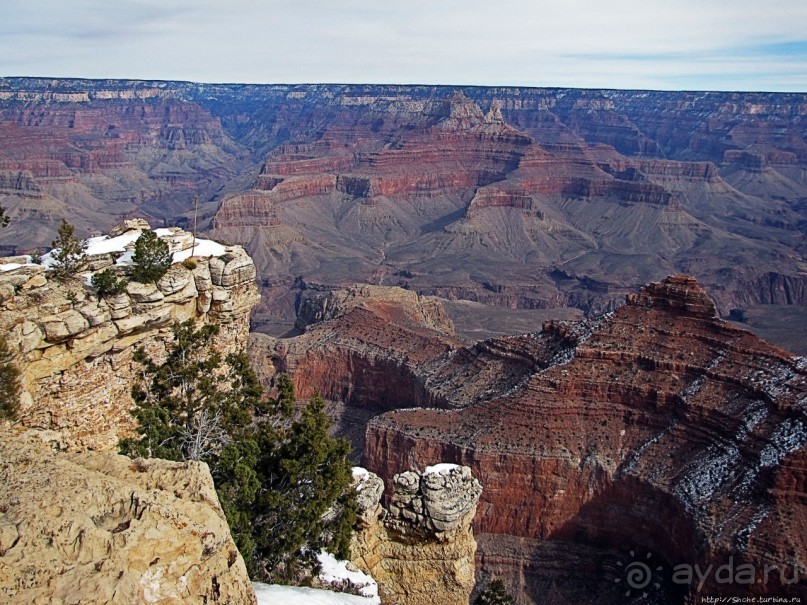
[264,276,807,603]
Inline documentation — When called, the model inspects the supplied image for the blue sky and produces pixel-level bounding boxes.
[1,0,806,92]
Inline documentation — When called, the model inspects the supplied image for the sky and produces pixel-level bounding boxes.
[1,0,806,92]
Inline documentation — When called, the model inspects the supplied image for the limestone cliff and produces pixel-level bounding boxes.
[0,221,259,451]
[0,428,257,604]
[350,465,482,605]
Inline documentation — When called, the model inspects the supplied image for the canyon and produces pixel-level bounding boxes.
[0,79,805,352]
[1,78,806,603]
[264,276,807,603]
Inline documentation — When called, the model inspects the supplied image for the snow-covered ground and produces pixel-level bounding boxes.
[41,228,228,270]
[253,583,376,605]
[252,550,380,605]
[316,551,379,603]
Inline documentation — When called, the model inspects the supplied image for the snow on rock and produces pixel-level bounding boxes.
[424,462,460,475]
[42,227,228,270]
[84,232,141,256]
[172,237,226,262]
[759,418,807,468]
[317,551,380,604]
[253,583,377,605]
[352,466,370,480]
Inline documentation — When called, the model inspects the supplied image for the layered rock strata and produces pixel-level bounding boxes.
[0,428,256,604]
[0,222,259,450]
[359,275,807,602]
[265,275,806,602]
[267,284,558,456]
[350,465,482,605]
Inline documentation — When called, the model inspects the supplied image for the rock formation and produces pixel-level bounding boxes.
[263,275,806,603]
[358,275,807,603]
[350,465,482,605]
[0,427,256,604]
[0,221,259,450]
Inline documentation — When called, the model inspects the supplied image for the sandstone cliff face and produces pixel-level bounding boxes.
[350,465,482,605]
[0,222,259,451]
[0,428,256,605]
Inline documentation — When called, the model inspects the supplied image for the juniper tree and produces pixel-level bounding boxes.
[50,219,86,281]
[91,268,127,297]
[121,318,357,581]
[475,579,516,605]
[130,230,171,283]
[0,206,9,228]
[251,393,356,581]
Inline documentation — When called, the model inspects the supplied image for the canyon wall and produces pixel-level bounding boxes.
[360,276,807,603]
[265,275,807,603]
[2,79,807,350]
[0,222,259,451]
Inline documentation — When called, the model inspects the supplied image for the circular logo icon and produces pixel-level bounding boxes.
[615,550,663,597]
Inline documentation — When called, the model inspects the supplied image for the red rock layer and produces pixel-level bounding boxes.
[356,276,807,602]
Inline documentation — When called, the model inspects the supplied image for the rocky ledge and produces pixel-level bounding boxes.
[0,428,256,604]
[350,465,482,605]
[0,220,259,450]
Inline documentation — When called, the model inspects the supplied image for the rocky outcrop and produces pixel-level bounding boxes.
[0,222,259,451]
[0,428,256,605]
[359,276,807,603]
[350,465,482,605]
[295,284,455,335]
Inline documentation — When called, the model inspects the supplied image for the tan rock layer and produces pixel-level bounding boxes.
[0,428,257,605]
[0,225,259,451]
[350,466,481,605]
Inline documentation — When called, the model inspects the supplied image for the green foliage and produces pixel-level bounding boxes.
[475,579,516,605]
[121,319,357,581]
[50,219,87,281]
[182,258,198,270]
[0,206,9,228]
[251,393,356,579]
[0,336,21,421]
[28,250,42,265]
[91,268,128,297]
[130,230,171,283]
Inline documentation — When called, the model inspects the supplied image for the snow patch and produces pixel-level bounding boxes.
[759,418,807,468]
[84,232,141,256]
[316,551,379,604]
[171,238,226,262]
[43,229,228,270]
[253,583,377,605]
[673,443,741,507]
[352,467,369,480]
[735,508,768,550]
[424,463,460,475]
[0,263,24,272]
